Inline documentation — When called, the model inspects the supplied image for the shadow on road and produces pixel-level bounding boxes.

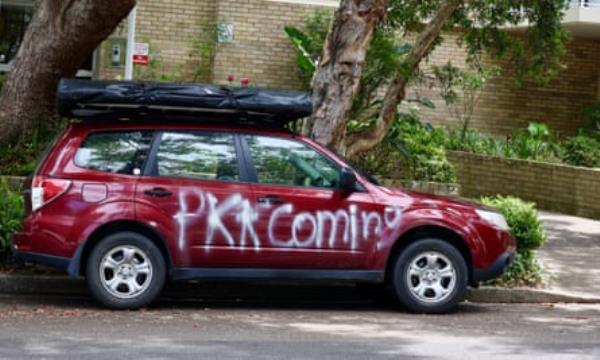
[1,280,490,315]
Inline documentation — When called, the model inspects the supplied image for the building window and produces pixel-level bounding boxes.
[0,0,33,70]
[0,0,94,76]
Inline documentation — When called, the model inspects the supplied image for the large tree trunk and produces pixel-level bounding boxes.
[0,0,135,145]
[345,0,464,157]
[304,0,387,154]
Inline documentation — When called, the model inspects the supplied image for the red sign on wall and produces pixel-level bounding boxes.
[133,43,149,65]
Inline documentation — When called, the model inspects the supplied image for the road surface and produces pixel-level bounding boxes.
[0,284,598,360]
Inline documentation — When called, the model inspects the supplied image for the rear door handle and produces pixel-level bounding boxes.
[257,195,284,205]
[144,188,173,197]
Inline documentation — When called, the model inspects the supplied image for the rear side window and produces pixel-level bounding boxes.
[154,132,239,181]
[75,131,153,174]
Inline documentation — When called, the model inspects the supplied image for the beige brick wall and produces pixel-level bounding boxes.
[135,0,218,81]
[447,151,600,219]
[97,0,218,81]
[412,32,600,136]
[95,0,600,136]
[211,0,334,89]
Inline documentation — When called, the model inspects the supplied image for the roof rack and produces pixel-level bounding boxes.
[56,79,312,129]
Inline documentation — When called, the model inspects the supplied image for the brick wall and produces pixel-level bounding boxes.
[95,0,600,136]
[447,151,600,219]
[97,0,218,81]
[414,33,600,137]
[211,0,335,89]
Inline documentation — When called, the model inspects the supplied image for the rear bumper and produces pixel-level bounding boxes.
[473,251,515,283]
[11,246,70,271]
[11,234,82,277]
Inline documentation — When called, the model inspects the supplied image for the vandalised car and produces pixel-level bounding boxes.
[12,80,516,313]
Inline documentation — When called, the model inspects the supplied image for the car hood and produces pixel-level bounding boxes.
[376,185,496,213]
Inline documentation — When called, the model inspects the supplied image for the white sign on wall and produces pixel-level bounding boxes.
[217,22,234,43]
[133,42,149,65]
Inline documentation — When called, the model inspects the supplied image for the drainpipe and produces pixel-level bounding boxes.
[124,6,137,80]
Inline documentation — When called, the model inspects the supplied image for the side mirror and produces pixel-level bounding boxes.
[339,167,357,193]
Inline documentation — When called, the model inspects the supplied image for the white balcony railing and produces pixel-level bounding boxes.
[571,0,600,7]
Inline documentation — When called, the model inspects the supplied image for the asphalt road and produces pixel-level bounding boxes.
[0,286,599,360]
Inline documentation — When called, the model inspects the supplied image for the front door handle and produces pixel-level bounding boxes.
[257,195,284,205]
[144,188,173,197]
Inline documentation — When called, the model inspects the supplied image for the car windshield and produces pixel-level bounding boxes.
[324,146,380,186]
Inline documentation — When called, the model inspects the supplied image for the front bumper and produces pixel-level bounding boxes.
[473,251,515,283]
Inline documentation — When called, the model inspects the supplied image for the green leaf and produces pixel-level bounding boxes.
[284,26,316,70]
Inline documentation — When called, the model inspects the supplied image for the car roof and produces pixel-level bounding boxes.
[70,120,298,138]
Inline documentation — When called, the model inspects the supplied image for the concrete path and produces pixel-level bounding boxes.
[537,212,600,299]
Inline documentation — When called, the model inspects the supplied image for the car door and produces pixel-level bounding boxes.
[135,130,256,268]
[241,134,383,269]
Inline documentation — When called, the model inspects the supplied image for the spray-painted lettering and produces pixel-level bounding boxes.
[174,190,403,252]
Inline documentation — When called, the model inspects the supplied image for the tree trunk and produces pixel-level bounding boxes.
[0,0,135,145]
[304,0,387,154]
[345,0,464,158]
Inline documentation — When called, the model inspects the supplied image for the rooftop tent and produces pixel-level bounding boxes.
[56,79,313,127]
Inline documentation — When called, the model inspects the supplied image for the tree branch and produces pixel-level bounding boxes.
[58,0,78,30]
[305,0,387,153]
[345,0,464,158]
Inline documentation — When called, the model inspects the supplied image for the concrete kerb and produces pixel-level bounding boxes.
[467,287,600,304]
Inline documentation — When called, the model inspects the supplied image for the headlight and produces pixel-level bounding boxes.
[475,210,510,231]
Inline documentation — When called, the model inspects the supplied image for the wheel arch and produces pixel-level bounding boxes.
[384,225,474,286]
[70,220,174,277]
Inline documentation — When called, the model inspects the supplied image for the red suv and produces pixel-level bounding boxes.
[12,81,515,313]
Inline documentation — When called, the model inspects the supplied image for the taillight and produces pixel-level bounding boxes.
[31,176,72,212]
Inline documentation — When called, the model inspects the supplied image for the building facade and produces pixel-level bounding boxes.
[2,0,600,135]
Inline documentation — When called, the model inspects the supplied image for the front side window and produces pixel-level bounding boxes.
[245,135,340,189]
[75,131,153,174]
[155,132,239,181]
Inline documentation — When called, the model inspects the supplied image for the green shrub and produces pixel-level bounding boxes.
[445,128,506,156]
[355,110,456,183]
[0,178,24,265]
[284,10,330,90]
[481,195,546,287]
[0,120,64,176]
[446,122,568,165]
[561,135,600,168]
[0,73,5,91]
[508,122,561,162]
[583,101,600,132]
[392,114,456,183]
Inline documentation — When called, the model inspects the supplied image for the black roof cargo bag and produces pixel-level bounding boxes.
[56,79,312,127]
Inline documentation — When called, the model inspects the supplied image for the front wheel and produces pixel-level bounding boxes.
[86,232,166,309]
[390,239,468,313]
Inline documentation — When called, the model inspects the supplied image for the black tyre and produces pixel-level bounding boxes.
[390,238,468,314]
[86,232,166,309]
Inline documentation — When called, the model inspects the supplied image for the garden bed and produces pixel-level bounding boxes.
[448,151,600,219]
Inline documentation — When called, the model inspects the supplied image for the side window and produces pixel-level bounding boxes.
[155,132,239,181]
[75,131,153,174]
[245,135,340,189]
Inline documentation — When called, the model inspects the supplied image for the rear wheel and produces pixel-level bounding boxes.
[86,232,166,309]
[390,238,468,313]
